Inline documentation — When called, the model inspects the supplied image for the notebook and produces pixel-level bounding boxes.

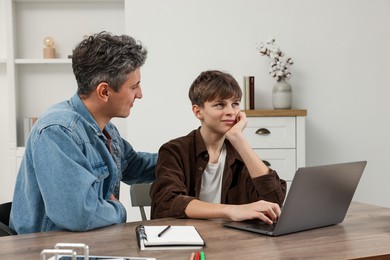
[50,256,155,260]
[135,225,205,250]
[223,161,367,236]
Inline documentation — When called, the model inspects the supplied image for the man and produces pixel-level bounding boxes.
[151,70,286,223]
[10,32,156,234]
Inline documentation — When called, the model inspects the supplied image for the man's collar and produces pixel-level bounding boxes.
[70,93,103,136]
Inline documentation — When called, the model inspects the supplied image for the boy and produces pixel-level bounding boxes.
[151,70,286,224]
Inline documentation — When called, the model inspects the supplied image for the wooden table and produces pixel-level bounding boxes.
[1,202,390,259]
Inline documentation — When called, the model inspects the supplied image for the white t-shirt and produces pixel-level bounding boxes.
[199,145,227,204]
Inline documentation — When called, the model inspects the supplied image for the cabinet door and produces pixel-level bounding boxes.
[254,149,296,196]
[244,117,296,149]
[253,149,296,181]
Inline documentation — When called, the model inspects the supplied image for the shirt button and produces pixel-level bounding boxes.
[198,167,203,171]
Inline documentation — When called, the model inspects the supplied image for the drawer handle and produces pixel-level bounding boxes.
[262,160,271,167]
[255,128,271,135]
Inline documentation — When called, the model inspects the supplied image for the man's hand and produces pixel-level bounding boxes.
[109,194,119,202]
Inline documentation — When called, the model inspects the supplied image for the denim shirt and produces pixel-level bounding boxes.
[10,94,157,234]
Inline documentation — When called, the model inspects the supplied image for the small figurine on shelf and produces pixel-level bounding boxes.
[43,36,56,59]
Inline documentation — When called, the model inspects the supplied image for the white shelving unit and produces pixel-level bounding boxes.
[0,1,5,62]
[6,0,127,151]
[1,0,126,200]
[7,0,125,149]
[0,0,6,61]
[1,0,12,203]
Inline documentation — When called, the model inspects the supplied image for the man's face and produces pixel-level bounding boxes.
[107,68,142,118]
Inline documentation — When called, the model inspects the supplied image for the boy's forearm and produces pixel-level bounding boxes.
[185,199,231,219]
[227,133,270,178]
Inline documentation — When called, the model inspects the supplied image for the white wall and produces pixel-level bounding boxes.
[1,0,389,222]
[125,0,390,209]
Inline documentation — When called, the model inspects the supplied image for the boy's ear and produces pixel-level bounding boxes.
[192,105,203,120]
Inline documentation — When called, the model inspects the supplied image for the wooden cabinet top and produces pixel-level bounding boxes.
[243,109,307,117]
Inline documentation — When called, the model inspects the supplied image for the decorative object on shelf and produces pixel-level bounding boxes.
[272,79,292,109]
[256,38,294,109]
[43,36,56,59]
[243,76,255,110]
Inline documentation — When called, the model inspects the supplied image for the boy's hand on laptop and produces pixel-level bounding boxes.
[227,200,281,224]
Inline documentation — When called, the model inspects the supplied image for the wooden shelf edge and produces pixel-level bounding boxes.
[243,109,307,117]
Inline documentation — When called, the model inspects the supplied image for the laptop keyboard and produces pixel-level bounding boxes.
[245,220,277,231]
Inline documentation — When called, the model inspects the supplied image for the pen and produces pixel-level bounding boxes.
[200,251,206,260]
[189,252,195,260]
[157,225,171,237]
[195,251,200,260]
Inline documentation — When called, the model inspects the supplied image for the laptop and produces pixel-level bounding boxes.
[223,161,367,236]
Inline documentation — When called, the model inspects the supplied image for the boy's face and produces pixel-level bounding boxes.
[194,97,241,135]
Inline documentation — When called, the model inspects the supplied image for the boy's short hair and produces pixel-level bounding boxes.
[189,70,242,107]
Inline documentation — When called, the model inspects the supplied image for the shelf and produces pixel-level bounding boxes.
[15,59,72,64]
[13,0,125,61]
[243,109,307,117]
[13,0,122,3]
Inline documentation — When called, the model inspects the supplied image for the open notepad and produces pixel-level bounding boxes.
[135,225,205,250]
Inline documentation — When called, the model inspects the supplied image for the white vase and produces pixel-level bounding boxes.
[272,79,292,109]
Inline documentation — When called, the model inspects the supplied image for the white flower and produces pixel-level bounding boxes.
[256,38,294,82]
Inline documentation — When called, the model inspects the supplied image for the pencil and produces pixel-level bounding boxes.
[157,225,171,237]
[189,252,195,260]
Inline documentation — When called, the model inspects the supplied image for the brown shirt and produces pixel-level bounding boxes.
[150,128,287,219]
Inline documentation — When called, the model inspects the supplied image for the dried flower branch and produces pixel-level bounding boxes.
[256,38,294,82]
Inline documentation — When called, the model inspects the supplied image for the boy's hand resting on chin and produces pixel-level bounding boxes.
[225,111,247,141]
